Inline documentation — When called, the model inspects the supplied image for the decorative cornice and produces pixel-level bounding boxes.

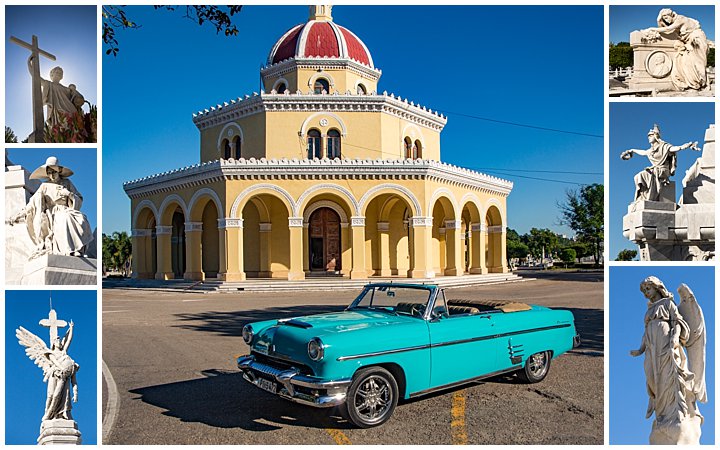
[191,92,447,132]
[261,57,381,82]
[221,218,244,229]
[410,217,433,228]
[156,226,172,235]
[350,216,366,227]
[185,222,203,232]
[471,223,485,233]
[132,228,152,238]
[445,219,461,230]
[124,158,513,199]
[487,225,506,233]
[376,222,390,232]
[289,217,304,227]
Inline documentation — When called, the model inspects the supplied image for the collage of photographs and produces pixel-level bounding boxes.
[0,2,716,446]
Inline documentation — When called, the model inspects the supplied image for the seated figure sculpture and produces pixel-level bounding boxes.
[620,124,699,202]
[7,156,93,258]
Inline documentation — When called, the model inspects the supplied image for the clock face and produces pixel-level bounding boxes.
[645,51,672,79]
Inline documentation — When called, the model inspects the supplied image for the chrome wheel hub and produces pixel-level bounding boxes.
[354,375,392,423]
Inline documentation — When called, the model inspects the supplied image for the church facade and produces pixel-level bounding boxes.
[124,6,512,282]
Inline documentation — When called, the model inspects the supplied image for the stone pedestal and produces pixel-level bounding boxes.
[623,125,715,261]
[38,419,82,445]
[5,162,40,283]
[21,254,97,285]
[628,31,677,92]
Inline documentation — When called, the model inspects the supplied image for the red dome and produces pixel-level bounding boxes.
[268,20,374,68]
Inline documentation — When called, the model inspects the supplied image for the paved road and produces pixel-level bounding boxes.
[102,274,604,444]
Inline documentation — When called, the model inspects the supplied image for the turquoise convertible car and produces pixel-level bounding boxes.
[237,283,579,428]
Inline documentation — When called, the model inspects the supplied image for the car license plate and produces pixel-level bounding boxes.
[258,378,277,393]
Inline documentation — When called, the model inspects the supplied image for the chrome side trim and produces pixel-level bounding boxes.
[408,365,522,398]
[337,323,573,361]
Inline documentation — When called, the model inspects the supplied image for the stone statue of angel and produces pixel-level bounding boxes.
[630,276,706,444]
[16,317,80,421]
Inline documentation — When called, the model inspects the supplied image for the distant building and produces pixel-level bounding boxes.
[124,6,512,281]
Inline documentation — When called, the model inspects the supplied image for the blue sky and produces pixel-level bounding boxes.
[5,290,98,445]
[5,5,98,141]
[610,5,715,44]
[6,148,97,228]
[608,103,714,259]
[609,266,715,445]
[103,5,603,236]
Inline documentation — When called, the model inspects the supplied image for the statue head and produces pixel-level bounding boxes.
[49,66,64,83]
[657,8,676,27]
[640,276,672,302]
[29,156,74,181]
[647,124,661,144]
[51,336,62,350]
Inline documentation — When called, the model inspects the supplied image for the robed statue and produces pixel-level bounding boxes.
[630,276,706,444]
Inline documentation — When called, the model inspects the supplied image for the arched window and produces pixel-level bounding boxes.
[356,83,367,95]
[222,139,231,159]
[307,129,322,159]
[327,129,341,159]
[275,82,286,93]
[414,139,422,159]
[232,136,242,159]
[404,137,413,159]
[314,78,330,94]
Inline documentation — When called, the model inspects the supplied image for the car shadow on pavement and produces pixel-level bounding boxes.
[129,369,353,431]
[516,270,604,283]
[173,305,347,337]
[560,308,603,355]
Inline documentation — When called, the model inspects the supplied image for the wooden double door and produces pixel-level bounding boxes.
[309,208,341,272]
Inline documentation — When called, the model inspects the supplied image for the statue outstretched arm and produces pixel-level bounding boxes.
[621,148,649,160]
[5,208,27,225]
[669,141,700,153]
[647,20,683,34]
[62,320,74,351]
[630,335,646,357]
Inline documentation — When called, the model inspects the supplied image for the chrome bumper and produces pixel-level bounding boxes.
[573,334,581,348]
[236,355,351,408]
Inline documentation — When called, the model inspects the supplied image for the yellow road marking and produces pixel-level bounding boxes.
[451,390,468,445]
[326,428,352,445]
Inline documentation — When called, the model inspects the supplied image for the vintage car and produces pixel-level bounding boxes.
[237,283,579,428]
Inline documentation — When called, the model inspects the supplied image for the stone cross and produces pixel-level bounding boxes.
[39,309,67,344]
[9,35,56,144]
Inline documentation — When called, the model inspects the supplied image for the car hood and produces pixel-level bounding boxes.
[251,309,423,365]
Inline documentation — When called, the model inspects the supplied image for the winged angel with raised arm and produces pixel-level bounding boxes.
[16,321,79,421]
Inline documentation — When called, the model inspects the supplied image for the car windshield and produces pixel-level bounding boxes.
[348,285,434,318]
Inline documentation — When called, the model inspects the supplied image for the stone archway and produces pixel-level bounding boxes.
[170,209,186,278]
[485,205,506,273]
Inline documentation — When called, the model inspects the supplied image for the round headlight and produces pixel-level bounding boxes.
[242,325,254,344]
[307,337,325,361]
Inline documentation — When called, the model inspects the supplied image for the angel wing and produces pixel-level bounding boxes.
[16,326,54,382]
[677,283,706,403]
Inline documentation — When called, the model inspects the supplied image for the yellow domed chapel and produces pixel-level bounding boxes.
[125,6,512,282]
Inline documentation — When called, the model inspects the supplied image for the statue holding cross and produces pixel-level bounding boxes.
[10,34,85,143]
[16,308,80,422]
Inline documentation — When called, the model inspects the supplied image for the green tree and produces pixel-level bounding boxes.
[615,249,638,261]
[609,42,633,69]
[526,228,560,259]
[708,47,715,67]
[103,5,243,56]
[102,231,132,276]
[559,247,577,268]
[558,184,604,266]
[506,228,530,264]
[5,126,18,143]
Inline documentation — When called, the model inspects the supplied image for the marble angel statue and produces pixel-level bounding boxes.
[16,319,80,421]
[630,276,706,444]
